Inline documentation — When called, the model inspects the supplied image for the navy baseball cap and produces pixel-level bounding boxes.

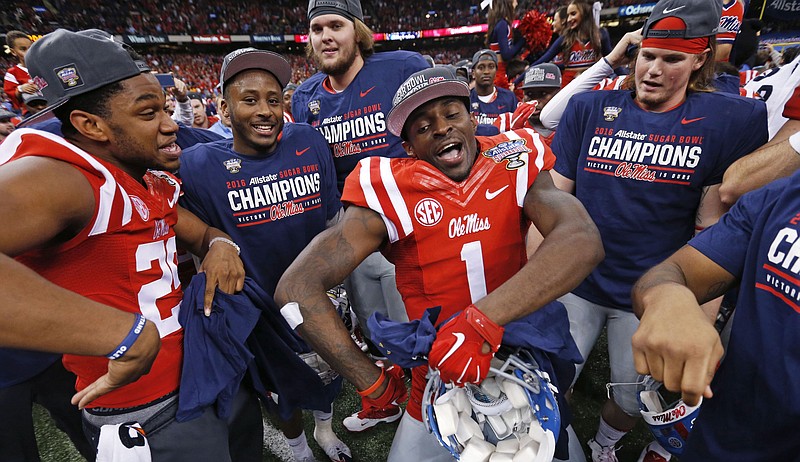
[308,0,364,22]
[471,49,498,68]
[521,63,562,89]
[387,66,470,137]
[21,91,47,106]
[220,48,292,90]
[0,108,15,121]
[643,0,722,39]
[20,28,150,128]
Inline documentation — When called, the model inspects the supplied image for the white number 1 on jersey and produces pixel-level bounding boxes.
[460,241,487,303]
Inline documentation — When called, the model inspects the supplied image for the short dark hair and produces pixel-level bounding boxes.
[6,30,29,48]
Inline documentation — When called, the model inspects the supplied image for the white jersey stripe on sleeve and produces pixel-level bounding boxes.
[502,131,529,207]
[118,184,133,226]
[9,129,119,235]
[359,158,400,242]
[528,129,546,171]
[378,157,414,238]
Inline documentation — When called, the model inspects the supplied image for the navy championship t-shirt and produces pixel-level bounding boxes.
[469,86,519,126]
[684,172,800,461]
[552,90,767,309]
[179,123,341,295]
[292,50,429,190]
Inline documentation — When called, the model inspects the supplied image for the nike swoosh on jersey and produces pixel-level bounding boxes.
[360,86,376,98]
[485,185,509,200]
[296,147,310,156]
[437,332,465,367]
[498,105,506,110]
[663,5,685,14]
[680,117,705,125]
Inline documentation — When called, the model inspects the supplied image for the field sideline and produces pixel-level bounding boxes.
[33,330,651,462]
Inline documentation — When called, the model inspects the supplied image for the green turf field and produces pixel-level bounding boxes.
[34,329,651,462]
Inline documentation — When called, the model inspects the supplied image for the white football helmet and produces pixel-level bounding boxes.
[422,348,560,461]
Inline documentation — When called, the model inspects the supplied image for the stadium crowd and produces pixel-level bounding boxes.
[9,0,682,36]
[4,0,800,462]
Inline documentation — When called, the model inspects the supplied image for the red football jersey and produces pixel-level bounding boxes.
[718,0,744,45]
[3,64,31,112]
[341,129,555,420]
[2,129,184,409]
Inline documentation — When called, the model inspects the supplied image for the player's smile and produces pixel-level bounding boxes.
[158,138,181,163]
[225,69,284,156]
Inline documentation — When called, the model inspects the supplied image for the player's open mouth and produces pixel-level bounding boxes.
[641,79,661,90]
[436,142,463,163]
[159,141,181,159]
[322,48,338,56]
[253,123,275,136]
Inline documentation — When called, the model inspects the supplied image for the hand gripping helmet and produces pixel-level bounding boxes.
[638,375,702,456]
[422,348,560,461]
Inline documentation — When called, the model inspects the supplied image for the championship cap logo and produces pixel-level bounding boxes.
[55,64,83,90]
[308,99,321,115]
[224,158,243,174]
[482,139,529,170]
[603,106,622,122]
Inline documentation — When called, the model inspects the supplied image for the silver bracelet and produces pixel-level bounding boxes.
[209,237,240,255]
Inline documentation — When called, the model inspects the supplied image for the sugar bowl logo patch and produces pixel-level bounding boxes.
[308,99,321,116]
[603,106,622,122]
[482,139,529,170]
[224,158,242,174]
[54,64,83,90]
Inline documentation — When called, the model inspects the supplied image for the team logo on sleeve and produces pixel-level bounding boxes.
[482,139,529,170]
[308,99,321,116]
[414,198,443,227]
[603,106,622,122]
[224,158,242,174]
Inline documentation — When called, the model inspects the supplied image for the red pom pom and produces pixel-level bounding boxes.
[518,10,552,54]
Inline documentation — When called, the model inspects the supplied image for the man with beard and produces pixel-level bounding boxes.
[292,0,428,432]
[549,0,768,460]
[179,48,376,462]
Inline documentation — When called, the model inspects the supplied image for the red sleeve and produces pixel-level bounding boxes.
[783,86,800,120]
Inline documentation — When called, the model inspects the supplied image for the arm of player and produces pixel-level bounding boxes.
[275,205,393,397]
[478,171,603,326]
[719,119,800,208]
[631,245,736,406]
[0,156,160,406]
[694,184,728,320]
[174,206,245,314]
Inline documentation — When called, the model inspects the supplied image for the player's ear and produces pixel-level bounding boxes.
[69,110,109,142]
[693,49,710,71]
[402,140,417,158]
[220,98,230,119]
[470,113,478,132]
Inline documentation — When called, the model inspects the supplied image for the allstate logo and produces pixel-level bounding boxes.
[414,198,443,227]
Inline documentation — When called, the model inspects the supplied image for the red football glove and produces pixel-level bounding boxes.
[508,101,538,130]
[428,305,504,385]
[359,364,408,410]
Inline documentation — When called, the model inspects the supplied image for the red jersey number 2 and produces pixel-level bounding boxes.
[136,236,182,337]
